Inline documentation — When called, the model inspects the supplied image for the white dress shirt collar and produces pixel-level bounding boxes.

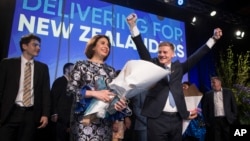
[21,55,34,65]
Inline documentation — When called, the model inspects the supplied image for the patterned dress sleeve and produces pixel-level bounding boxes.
[67,61,89,114]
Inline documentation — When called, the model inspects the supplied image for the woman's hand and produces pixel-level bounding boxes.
[188,108,198,120]
[112,120,119,132]
[89,90,115,103]
[114,97,127,111]
[124,117,131,129]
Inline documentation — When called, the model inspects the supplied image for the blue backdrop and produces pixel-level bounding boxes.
[8,0,188,85]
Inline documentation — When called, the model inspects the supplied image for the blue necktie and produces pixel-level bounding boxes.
[166,67,176,108]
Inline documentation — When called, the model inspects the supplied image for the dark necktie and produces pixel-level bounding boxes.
[166,67,176,108]
[23,62,32,106]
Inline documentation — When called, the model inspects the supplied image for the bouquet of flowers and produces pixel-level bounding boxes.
[83,60,170,119]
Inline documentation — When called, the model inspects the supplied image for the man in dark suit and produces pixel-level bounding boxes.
[202,76,238,141]
[0,34,51,141]
[50,62,74,141]
[131,90,148,141]
[126,13,222,141]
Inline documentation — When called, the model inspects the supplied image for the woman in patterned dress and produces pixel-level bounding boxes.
[67,35,127,141]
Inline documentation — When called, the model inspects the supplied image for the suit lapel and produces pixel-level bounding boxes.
[14,58,22,87]
[33,61,38,88]
[169,62,176,81]
[222,89,227,105]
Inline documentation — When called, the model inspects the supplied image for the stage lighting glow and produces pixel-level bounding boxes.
[177,0,185,6]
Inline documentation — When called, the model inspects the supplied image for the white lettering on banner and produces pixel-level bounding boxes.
[152,22,183,40]
[18,14,73,38]
[17,12,185,58]
[23,0,89,21]
[79,26,91,42]
[176,44,185,58]
[147,38,159,53]
[22,0,128,30]
[91,28,102,37]
[50,20,73,38]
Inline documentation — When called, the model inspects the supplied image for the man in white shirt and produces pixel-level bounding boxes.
[126,13,222,141]
[202,76,238,141]
[0,34,50,141]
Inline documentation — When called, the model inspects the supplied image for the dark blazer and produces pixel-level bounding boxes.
[51,76,73,124]
[132,34,212,119]
[202,88,238,125]
[131,91,147,130]
[0,57,51,125]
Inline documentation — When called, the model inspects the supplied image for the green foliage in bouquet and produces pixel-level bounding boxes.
[216,46,250,124]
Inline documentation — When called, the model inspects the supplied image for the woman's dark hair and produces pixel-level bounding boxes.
[19,34,41,52]
[85,35,111,61]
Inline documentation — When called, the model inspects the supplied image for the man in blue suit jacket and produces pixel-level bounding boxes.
[0,34,51,141]
[202,76,238,141]
[127,13,222,141]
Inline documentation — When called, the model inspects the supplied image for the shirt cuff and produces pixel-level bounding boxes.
[130,26,140,37]
[206,37,216,48]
